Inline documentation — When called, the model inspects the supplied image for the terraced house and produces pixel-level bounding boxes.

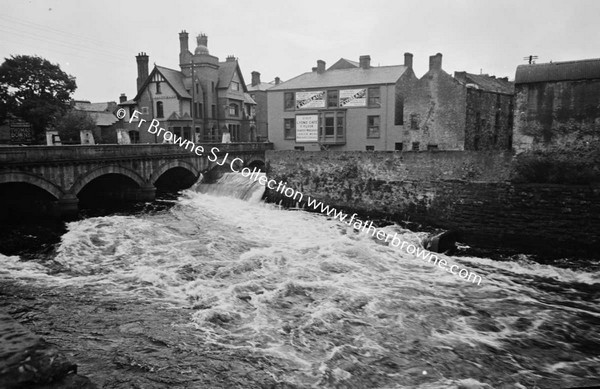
[118,31,257,144]
[267,54,417,151]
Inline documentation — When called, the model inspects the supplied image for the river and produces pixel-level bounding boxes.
[1,173,599,388]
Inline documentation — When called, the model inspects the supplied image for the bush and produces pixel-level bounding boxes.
[53,110,97,144]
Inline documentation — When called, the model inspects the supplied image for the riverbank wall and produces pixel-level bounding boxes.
[264,150,600,258]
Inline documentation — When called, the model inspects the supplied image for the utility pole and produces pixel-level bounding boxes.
[523,55,538,64]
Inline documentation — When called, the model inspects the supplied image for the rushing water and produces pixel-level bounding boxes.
[1,173,599,388]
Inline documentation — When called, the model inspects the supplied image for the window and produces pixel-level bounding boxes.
[412,142,420,151]
[284,118,295,139]
[395,142,403,151]
[367,115,380,138]
[194,102,203,119]
[284,92,295,111]
[128,130,140,143]
[410,113,419,130]
[156,102,164,118]
[211,82,215,92]
[368,87,381,107]
[327,90,338,108]
[366,145,374,151]
[294,146,305,151]
[211,104,216,118]
[231,81,239,91]
[395,96,404,125]
[229,103,239,116]
[318,111,346,144]
[427,144,439,151]
[141,106,149,114]
[156,82,161,94]
[195,83,199,95]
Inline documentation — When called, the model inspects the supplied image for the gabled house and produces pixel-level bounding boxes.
[118,31,256,144]
[246,72,282,142]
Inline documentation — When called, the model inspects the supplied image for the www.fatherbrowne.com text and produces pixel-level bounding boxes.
[126,110,483,286]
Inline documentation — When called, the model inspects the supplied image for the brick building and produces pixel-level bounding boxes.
[246,72,282,142]
[513,58,600,151]
[399,53,514,151]
[267,54,417,151]
[118,31,256,144]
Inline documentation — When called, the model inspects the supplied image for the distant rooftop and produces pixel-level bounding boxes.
[515,58,600,84]
[269,65,408,91]
[454,72,514,94]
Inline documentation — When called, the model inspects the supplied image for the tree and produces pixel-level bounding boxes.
[0,55,76,140]
[53,110,98,144]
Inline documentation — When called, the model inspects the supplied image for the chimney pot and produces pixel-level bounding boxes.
[359,55,371,69]
[404,52,413,69]
[119,93,127,103]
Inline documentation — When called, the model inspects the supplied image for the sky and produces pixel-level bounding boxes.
[1,0,599,102]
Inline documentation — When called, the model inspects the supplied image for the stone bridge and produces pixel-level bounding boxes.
[0,143,271,218]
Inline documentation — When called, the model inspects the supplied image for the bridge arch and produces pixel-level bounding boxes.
[245,158,266,172]
[69,165,147,195]
[0,171,64,199]
[149,160,200,186]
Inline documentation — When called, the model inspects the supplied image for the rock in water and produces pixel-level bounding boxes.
[0,311,96,388]
[422,230,460,254]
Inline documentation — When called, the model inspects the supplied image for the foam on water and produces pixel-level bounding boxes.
[1,177,599,387]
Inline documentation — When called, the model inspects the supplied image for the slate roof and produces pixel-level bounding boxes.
[269,65,408,91]
[327,58,359,71]
[74,102,111,111]
[515,58,600,84]
[457,72,514,94]
[88,111,118,127]
[247,82,275,92]
[244,93,256,104]
[155,66,192,99]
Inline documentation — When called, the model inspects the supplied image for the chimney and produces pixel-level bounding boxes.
[317,60,326,74]
[136,52,149,92]
[404,52,413,69]
[119,93,127,103]
[197,33,208,47]
[429,53,443,71]
[275,77,281,85]
[312,67,317,72]
[359,55,371,69]
[179,30,189,54]
[251,71,261,87]
[226,55,237,62]
[454,71,467,83]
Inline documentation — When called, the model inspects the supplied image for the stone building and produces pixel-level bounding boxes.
[246,72,282,142]
[399,53,514,151]
[513,58,600,151]
[118,31,256,144]
[267,53,417,151]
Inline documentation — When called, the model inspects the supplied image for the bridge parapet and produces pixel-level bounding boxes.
[0,143,273,166]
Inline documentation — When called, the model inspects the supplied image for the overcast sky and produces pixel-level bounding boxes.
[1,0,599,102]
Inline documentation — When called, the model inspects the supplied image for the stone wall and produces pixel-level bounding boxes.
[265,150,600,257]
[464,89,514,151]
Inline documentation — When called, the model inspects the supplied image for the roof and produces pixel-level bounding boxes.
[74,102,113,112]
[515,58,600,84]
[119,99,137,106]
[244,93,256,104]
[328,58,359,71]
[217,60,248,92]
[247,82,275,91]
[88,111,118,127]
[155,66,192,98]
[269,65,408,91]
[456,72,514,94]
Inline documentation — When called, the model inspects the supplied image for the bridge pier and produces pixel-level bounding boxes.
[138,184,156,202]
[58,194,79,220]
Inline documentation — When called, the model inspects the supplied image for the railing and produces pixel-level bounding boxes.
[0,142,273,165]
